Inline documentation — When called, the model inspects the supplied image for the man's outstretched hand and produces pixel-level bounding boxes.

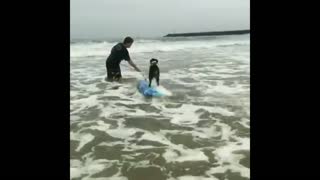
[128,60,141,72]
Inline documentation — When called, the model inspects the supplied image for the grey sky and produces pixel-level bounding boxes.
[71,0,249,39]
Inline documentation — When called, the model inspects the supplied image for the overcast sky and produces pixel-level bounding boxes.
[71,0,249,39]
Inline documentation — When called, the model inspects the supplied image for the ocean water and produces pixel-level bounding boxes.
[70,34,250,180]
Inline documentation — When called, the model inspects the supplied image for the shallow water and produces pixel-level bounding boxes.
[70,35,250,180]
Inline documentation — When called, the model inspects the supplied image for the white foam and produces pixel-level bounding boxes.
[215,145,243,164]
[72,158,119,179]
[71,95,102,115]
[70,159,82,179]
[161,104,234,125]
[238,118,250,129]
[70,167,82,179]
[176,150,209,162]
[83,178,113,180]
[163,146,209,163]
[70,115,80,121]
[70,132,78,141]
[71,37,249,59]
[86,163,106,175]
[130,131,211,163]
[76,133,95,152]
[169,107,201,125]
[98,141,126,147]
[169,176,219,180]
[70,41,114,58]
[155,86,173,96]
[210,107,235,116]
[105,177,128,180]
[208,137,250,178]
[86,120,111,132]
[204,82,246,95]
[162,149,179,161]
[206,164,250,179]
[70,91,79,97]
[107,128,138,139]
[191,126,222,139]
[140,131,170,145]
[214,122,234,141]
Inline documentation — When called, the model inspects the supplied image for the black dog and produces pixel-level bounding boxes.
[149,58,160,87]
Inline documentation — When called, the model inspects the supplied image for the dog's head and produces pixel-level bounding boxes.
[150,58,159,65]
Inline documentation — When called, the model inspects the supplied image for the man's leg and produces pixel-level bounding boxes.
[113,72,122,82]
[112,66,122,82]
[107,64,122,82]
[106,66,114,82]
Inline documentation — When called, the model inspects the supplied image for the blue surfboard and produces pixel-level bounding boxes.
[137,80,164,97]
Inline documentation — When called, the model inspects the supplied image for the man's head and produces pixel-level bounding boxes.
[123,36,134,48]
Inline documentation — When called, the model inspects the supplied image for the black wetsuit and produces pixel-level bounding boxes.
[106,43,130,80]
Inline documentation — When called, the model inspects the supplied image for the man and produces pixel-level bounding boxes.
[106,36,141,81]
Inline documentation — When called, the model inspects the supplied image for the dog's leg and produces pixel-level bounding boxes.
[149,77,152,87]
[156,77,160,86]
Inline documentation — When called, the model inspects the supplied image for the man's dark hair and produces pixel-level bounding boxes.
[123,36,134,44]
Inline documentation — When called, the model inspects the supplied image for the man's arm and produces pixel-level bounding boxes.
[124,48,141,72]
[128,60,141,72]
